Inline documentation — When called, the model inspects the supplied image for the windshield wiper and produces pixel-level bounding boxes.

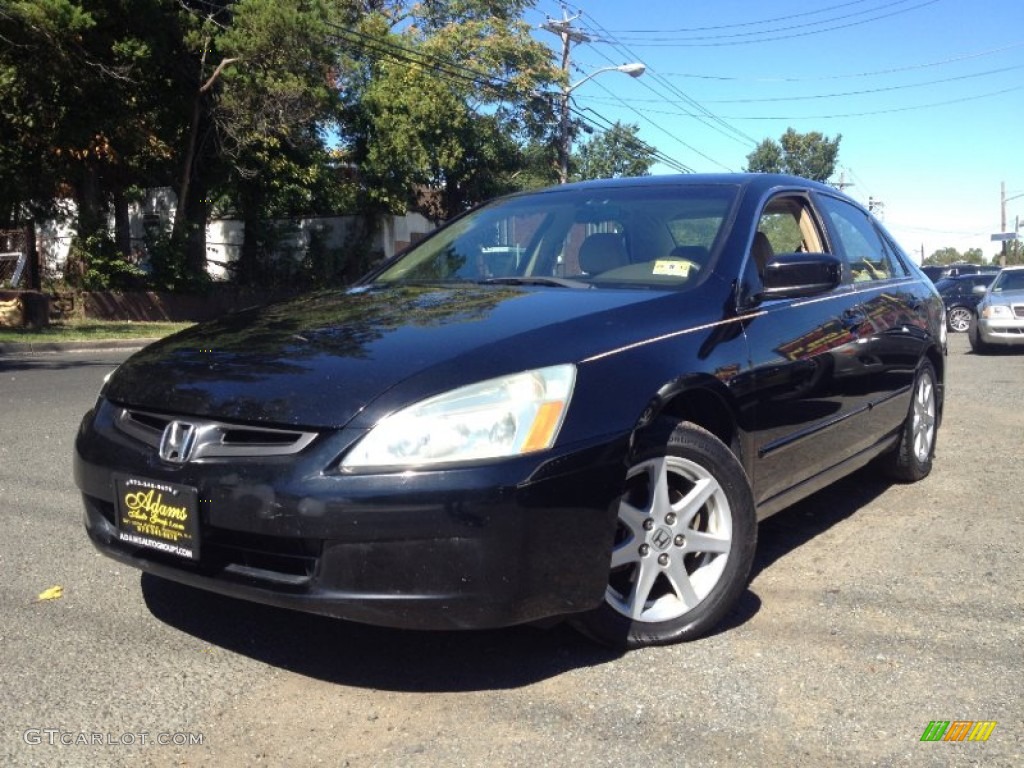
[479,276,592,289]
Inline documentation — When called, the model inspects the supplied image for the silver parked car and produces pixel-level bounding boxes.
[969,266,1024,353]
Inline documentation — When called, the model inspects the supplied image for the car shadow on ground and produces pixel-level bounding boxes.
[0,354,123,373]
[141,574,624,691]
[142,465,893,690]
[708,464,892,638]
[969,347,1024,356]
[750,464,892,582]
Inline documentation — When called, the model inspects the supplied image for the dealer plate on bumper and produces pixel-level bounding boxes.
[114,475,199,560]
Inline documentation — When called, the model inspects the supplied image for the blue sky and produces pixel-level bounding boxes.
[527,0,1024,263]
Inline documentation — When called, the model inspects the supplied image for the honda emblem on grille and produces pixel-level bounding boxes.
[159,420,198,463]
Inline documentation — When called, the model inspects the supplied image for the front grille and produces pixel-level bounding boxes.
[114,407,318,460]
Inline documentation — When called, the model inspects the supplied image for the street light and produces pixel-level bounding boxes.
[997,183,1024,265]
[558,63,646,184]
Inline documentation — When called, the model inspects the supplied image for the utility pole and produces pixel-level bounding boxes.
[1016,215,1021,265]
[542,12,590,184]
[1001,180,1008,266]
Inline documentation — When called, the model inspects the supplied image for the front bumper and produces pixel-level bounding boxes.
[75,399,627,630]
[978,316,1024,346]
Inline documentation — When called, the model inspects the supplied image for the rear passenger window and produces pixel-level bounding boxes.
[818,195,899,282]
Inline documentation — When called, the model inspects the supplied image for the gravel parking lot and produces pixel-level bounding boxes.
[1,332,1021,767]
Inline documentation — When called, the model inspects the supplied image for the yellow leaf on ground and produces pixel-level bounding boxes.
[36,586,64,601]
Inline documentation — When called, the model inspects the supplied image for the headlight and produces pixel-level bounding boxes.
[982,304,1012,318]
[341,364,576,470]
[100,366,118,392]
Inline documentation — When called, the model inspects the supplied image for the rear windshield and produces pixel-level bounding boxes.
[373,184,739,290]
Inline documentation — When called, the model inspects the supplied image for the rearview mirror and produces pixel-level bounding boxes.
[761,252,843,299]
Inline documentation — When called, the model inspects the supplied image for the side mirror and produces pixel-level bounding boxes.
[972,284,988,296]
[761,252,844,299]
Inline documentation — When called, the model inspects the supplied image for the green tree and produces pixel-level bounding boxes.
[924,247,963,266]
[571,122,655,181]
[1,1,194,287]
[1,0,564,290]
[924,247,986,266]
[745,127,841,183]
[203,0,346,284]
[339,1,560,220]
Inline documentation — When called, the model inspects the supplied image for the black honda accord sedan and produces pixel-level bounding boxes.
[74,174,946,648]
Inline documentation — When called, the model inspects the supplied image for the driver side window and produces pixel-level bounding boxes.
[753,196,824,278]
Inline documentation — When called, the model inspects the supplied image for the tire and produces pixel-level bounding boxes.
[881,361,938,483]
[571,421,757,649]
[946,306,972,333]
[968,317,990,354]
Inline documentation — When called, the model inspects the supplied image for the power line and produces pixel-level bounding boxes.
[569,105,694,173]
[331,20,695,174]
[563,3,756,153]
[540,10,696,179]
[599,0,940,47]
[580,82,732,172]
[656,40,1024,82]
[613,83,1024,120]
[598,0,937,46]
[596,0,892,33]
[584,63,1024,105]
[329,24,519,94]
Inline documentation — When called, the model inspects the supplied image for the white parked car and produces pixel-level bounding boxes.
[969,266,1024,352]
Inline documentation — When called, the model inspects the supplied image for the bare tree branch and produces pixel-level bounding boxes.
[201,57,240,92]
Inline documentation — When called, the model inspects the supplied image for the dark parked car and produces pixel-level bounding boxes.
[922,262,999,283]
[74,174,946,649]
[934,273,997,332]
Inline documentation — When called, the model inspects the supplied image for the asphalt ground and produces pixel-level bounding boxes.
[0,332,1020,767]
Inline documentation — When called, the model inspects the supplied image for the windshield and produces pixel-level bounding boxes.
[990,270,1024,293]
[373,184,739,290]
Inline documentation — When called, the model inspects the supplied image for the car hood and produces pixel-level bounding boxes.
[104,284,703,429]
[986,288,1024,303]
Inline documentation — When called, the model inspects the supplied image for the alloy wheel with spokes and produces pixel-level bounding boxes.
[946,307,972,333]
[909,367,937,465]
[882,361,938,482]
[572,421,756,648]
[606,455,733,623]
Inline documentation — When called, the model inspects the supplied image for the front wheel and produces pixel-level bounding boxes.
[968,317,991,354]
[572,422,757,649]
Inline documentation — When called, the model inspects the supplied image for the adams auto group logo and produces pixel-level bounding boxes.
[920,720,997,742]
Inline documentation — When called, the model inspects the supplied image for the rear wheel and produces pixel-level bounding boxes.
[881,361,937,482]
[572,422,756,649]
[946,306,972,333]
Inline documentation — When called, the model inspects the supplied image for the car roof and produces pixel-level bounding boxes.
[557,172,836,192]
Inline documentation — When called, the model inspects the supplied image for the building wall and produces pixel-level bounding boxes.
[33,189,437,283]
